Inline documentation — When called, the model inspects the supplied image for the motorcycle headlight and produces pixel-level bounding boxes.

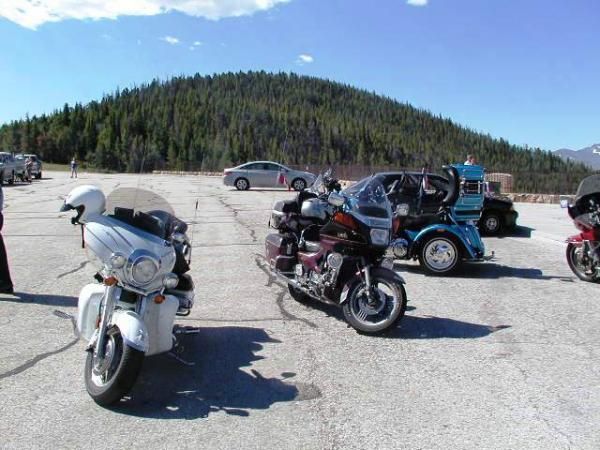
[370,228,389,246]
[163,273,179,290]
[109,253,126,269]
[131,256,159,285]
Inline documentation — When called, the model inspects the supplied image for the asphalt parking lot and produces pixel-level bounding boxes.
[1,171,599,449]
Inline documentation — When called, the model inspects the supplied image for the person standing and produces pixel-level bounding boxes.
[70,157,78,178]
[0,183,14,294]
[25,156,33,183]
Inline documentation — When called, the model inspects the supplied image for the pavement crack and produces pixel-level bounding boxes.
[254,255,317,329]
[57,260,90,279]
[217,196,259,243]
[0,311,79,381]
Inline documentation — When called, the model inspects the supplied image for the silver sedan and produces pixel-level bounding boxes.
[223,161,316,191]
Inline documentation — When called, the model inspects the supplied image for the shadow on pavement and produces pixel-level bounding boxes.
[230,188,294,192]
[296,297,505,339]
[388,315,511,339]
[114,326,320,419]
[394,262,574,281]
[0,292,78,307]
[497,225,535,239]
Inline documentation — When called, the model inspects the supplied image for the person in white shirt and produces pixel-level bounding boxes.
[464,154,476,165]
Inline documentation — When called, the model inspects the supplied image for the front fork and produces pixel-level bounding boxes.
[93,284,117,359]
[360,257,375,302]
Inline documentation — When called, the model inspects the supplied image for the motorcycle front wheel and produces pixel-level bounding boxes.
[342,269,407,334]
[566,243,598,282]
[84,325,144,406]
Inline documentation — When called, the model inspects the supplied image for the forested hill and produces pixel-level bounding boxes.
[0,71,592,193]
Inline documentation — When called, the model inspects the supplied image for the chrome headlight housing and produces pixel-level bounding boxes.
[127,250,160,286]
[109,253,126,269]
[326,252,344,270]
[163,273,179,290]
[370,228,390,246]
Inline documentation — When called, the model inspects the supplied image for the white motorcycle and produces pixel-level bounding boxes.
[60,186,195,406]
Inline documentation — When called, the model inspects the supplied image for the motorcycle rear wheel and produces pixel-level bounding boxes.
[418,235,461,275]
[84,325,144,406]
[566,243,598,282]
[342,269,407,334]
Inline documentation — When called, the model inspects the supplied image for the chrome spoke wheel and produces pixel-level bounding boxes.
[348,280,399,327]
[567,243,597,281]
[90,333,123,388]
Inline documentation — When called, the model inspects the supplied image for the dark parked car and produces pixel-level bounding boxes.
[375,171,518,235]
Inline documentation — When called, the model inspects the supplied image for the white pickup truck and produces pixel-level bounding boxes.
[0,152,26,185]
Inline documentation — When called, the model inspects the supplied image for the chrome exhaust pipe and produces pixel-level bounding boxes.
[271,269,335,304]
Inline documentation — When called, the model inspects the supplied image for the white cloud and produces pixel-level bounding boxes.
[189,40,202,50]
[161,35,179,45]
[407,0,428,6]
[0,0,291,30]
[296,53,314,65]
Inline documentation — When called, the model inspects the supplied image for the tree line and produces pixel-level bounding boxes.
[0,71,592,193]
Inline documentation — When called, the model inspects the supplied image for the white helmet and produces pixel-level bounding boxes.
[60,185,106,223]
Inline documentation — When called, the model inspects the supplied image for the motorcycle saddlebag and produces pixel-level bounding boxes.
[265,233,297,273]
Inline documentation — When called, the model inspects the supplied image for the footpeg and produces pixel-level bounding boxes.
[174,326,200,335]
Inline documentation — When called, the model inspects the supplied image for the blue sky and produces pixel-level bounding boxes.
[0,0,598,150]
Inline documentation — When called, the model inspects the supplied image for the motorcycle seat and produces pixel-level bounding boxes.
[401,213,442,230]
[112,207,187,241]
[274,199,300,214]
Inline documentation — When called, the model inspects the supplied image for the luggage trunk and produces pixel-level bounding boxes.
[265,233,297,273]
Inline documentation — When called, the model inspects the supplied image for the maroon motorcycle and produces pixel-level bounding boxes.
[266,176,407,334]
[563,174,600,282]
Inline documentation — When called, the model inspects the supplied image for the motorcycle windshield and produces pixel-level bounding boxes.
[105,188,175,217]
[575,174,600,207]
[309,167,334,195]
[85,188,182,292]
[343,176,392,220]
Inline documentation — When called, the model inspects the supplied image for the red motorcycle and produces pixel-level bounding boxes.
[564,174,600,282]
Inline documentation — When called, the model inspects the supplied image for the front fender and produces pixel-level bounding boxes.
[77,283,106,341]
[412,224,478,259]
[340,267,405,304]
[111,310,149,353]
[567,234,583,244]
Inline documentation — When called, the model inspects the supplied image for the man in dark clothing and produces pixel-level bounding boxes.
[0,184,14,293]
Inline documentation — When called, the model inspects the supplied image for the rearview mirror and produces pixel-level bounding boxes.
[395,203,410,216]
[328,192,345,207]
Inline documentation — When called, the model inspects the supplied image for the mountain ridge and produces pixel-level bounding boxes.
[0,71,592,193]
[554,144,600,169]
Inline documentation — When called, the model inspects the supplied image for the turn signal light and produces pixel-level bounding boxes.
[104,276,118,286]
[333,212,359,231]
[154,295,166,304]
